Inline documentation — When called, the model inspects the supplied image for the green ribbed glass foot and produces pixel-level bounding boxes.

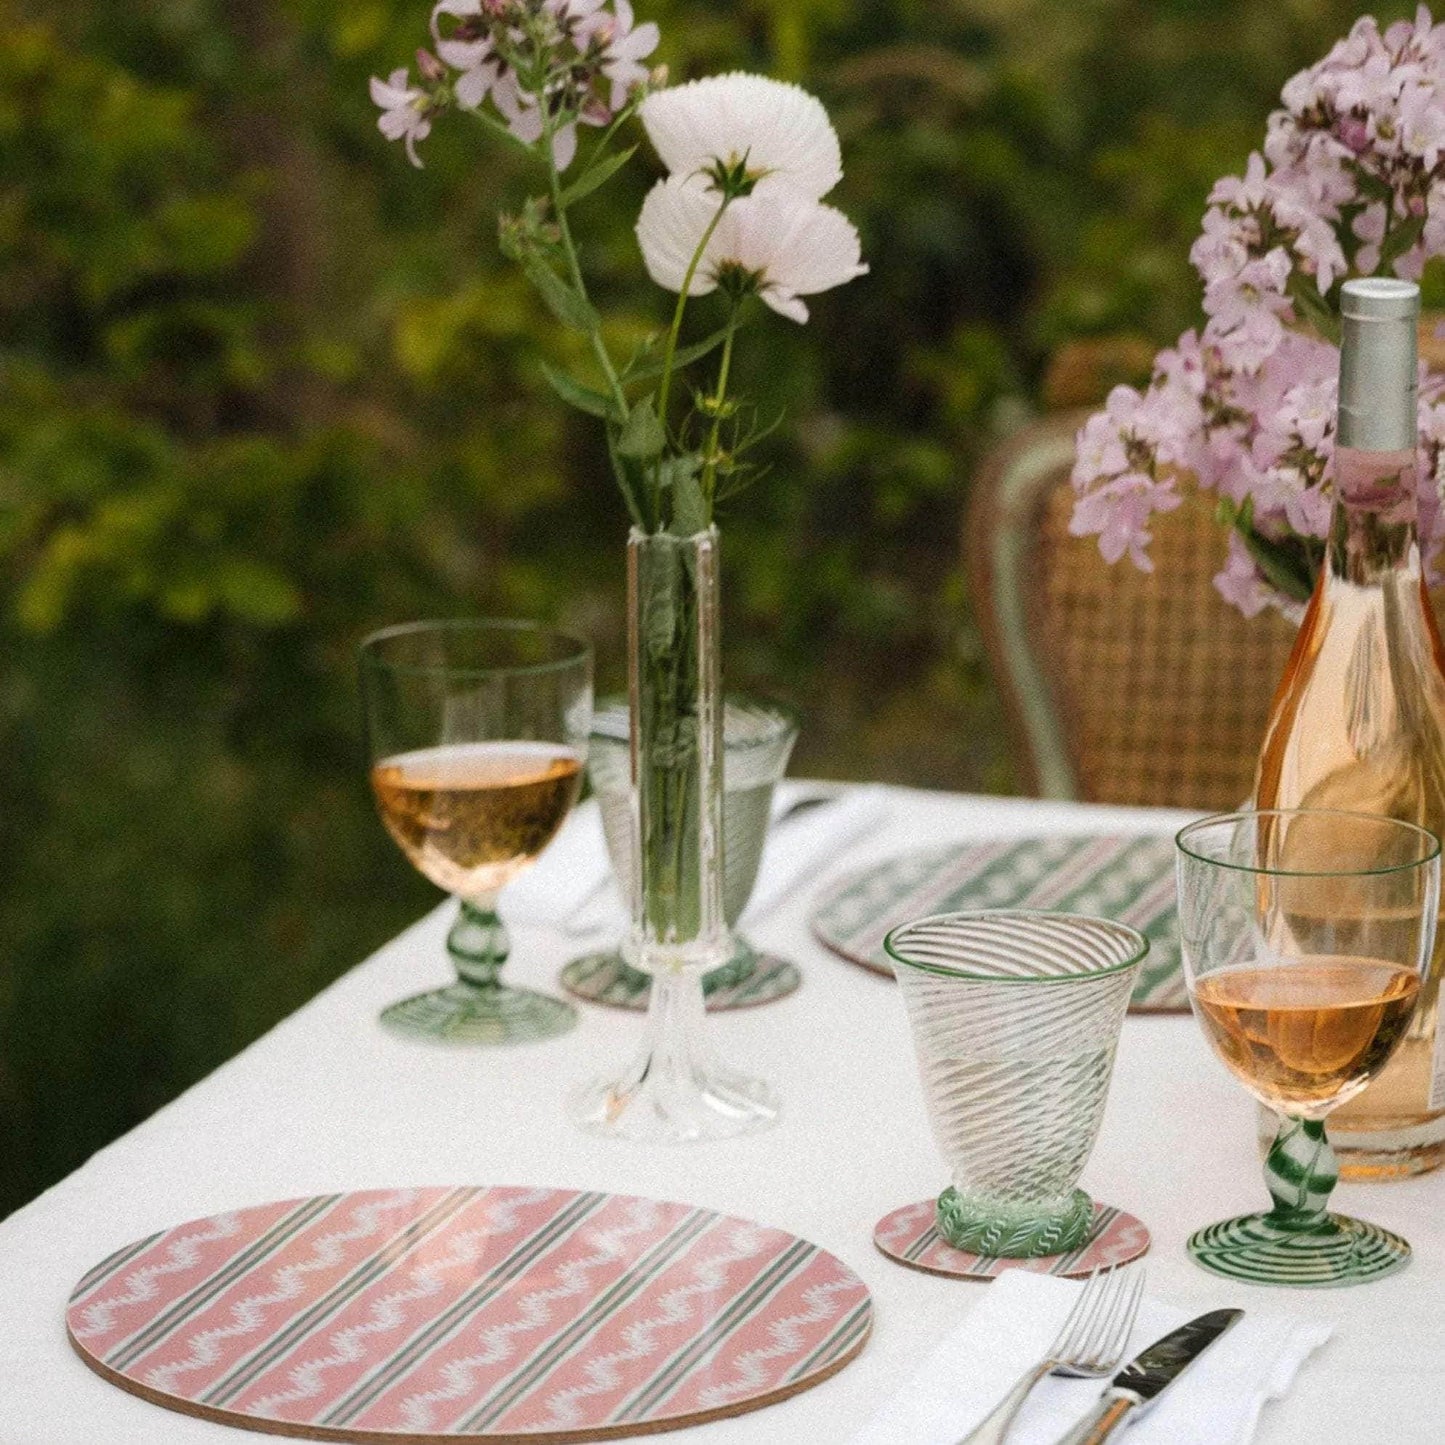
[380,982,576,1044]
[1187,1211,1409,1287]
[380,900,577,1045]
[936,1185,1095,1259]
[1188,1116,1411,1287]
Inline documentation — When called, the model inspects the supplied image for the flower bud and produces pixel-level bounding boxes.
[416,47,447,84]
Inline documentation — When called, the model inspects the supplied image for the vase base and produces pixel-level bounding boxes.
[380,982,577,1045]
[1187,1210,1410,1288]
[569,1064,779,1144]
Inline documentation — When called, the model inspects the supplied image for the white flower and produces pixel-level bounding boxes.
[370,68,432,167]
[576,0,660,111]
[640,73,842,200]
[430,0,490,71]
[636,177,866,322]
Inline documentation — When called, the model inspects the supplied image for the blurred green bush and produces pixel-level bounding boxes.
[0,0,1416,1214]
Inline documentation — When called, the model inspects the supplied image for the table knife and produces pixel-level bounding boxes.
[1053,1308,1242,1445]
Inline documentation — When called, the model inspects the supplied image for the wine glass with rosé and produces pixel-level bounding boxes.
[1175,809,1440,1287]
[360,620,592,1044]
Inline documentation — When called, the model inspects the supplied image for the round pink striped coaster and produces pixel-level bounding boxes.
[67,1187,873,1442]
[874,1199,1150,1281]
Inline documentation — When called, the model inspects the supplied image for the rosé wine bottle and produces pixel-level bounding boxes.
[1254,277,1445,1178]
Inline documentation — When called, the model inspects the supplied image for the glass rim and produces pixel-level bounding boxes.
[359,619,592,680]
[883,909,1150,984]
[1175,809,1443,878]
[589,691,800,748]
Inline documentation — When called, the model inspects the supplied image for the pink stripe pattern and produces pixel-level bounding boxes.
[67,1187,872,1441]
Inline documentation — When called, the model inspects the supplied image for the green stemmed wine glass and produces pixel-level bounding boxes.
[360,620,592,1044]
[1175,809,1440,1287]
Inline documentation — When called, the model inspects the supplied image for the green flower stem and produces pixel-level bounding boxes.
[699,305,741,513]
[535,91,646,528]
[655,197,732,433]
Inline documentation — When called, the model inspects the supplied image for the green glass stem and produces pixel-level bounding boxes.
[1186,1112,1412,1286]
[1263,1116,1339,1232]
[448,900,508,989]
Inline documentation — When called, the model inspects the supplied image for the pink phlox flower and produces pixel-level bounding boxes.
[1209,152,1272,212]
[1209,304,1288,374]
[1396,79,1445,165]
[1259,463,1334,536]
[1133,378,1205,455]
[1190,207,1250,287]
[1202,247,1291,333]
[1387,6,1439,53]
[1214,531,1288,619]
[1334,52,1400,116]
[431,0,492,69]
[1069,472,1180,571]
[370,67,433,167]
[1280,376,1337,453]
[489,72,584,168]
[1072,410,1130,488]
[1155,330,1209,399]
[576,0,660,111]
[1270,186,1348,291]
[1353,201,1387,273]
[548,0,607,20]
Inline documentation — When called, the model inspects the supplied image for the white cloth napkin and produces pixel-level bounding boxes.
[850,1270,1331,1445]
[500,798,611,925]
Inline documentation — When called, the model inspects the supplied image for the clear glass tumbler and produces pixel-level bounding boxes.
[885,910,1146,1258]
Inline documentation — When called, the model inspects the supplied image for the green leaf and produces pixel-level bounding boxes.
[558,145,638,208]
[616,398,667,459]
[1286,272,1340,346]
[670,464,708,535]
[522,258,600,333]
[1379,211,1428,272]
[622,326,734,383]
[1230,503,1317,603]
[540,362,618,420]
[1354,169,1395,204]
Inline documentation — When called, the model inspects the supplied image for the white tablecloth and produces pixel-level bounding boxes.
[3,787,1443,1443]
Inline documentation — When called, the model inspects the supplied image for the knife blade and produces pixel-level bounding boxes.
[1053,1309,1243,1445]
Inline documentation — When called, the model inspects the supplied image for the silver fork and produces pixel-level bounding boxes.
[957,1265,1146,1445]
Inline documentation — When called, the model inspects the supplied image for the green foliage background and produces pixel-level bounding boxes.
[0,0,1416,1214]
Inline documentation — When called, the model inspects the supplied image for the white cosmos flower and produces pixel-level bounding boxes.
[636,177,867,322]
[640,73,842,200]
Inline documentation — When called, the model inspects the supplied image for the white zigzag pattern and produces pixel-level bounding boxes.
[247,1189,551,1421]
[74,1215,244,1341]
[141,1191,420,1392]
[398,1198,665,1433]
[876,1203,933,1253]
[693,1274,858,1409]
[540,1224,768,1430]
[245,1223,501,1413]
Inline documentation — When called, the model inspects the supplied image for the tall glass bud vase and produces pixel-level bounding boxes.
[1255,278,1445,1179]
[571,526,780,1143]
